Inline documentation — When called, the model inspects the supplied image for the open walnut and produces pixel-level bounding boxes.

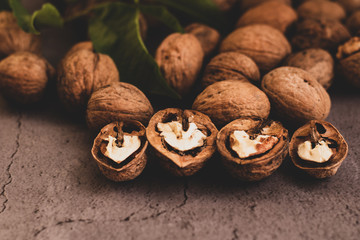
[217,118,289,181]
[146,108,218,176]
[289,120,348,178]
[91,121,148,182]
[336,36,360,88]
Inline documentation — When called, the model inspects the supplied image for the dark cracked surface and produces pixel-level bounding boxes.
[1,1,360,239]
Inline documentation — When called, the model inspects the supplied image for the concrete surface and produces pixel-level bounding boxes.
[1,1,360,239]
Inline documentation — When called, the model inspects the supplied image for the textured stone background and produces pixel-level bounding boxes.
[0,1,360,239]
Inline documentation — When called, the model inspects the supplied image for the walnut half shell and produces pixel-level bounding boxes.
[146,108,218,176]
[217,118,289,181]
[289,120,348,178]
[91,121,148,182]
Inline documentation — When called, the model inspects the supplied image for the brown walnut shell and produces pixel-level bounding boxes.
[217,118,289,181]
[220,24,291,72]
[202,52,260,88]
[193,79,271,128]
[185,23,220,56]
[291,18,351,52]
[239,0,292,12]
[155,33,204,96]
[346,11,360,35]
[0,52,55,104]
[289,120,348,178]
[64,41,94,59]
[213,0,237,11]
[91,121,148,182]
[87,82,154,131]
[261,67,331,124]
[337,37,360,88]
[57,48,119,112]
[236,1,298,33]
[284,48,334,89]
[297,0,346,21]
[0,11,41,58]
[338,0,360,13]
[146,108,218,176]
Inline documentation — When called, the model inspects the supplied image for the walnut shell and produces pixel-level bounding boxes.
[64,41,94,59]
[289,120,348,178]
[202,52,260,88]
[87,82,154,131]
[185,23,220,56]
[236,1,298,33]
[217,118,289,181]
[338,0,360,13]
[146,108,218,176]
[0,11,41,58]
[213,0,237,11]
[291,18,351,52]
[155,33,204,96]
[346,10,360,34]
[239,0,292,12]
[0,52,55,104]
[297,0,346,21]
[91,121,148,182]
[57,48,119,112]
[284,48,334,89]
[220,24,291,72]
[337,37,360,88]
[192,79,271,128]
[261,67,331,124]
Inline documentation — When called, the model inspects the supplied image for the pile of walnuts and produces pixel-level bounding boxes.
[1,0,357,182]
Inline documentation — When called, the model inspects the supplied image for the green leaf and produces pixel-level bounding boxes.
[9,0,63,34]
[139,5,184,33]
[155,0,227,30]
[88,2,180,99]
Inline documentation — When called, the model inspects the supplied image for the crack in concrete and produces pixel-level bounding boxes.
[34,218,94,237]
[0,113,22,214]
[232,228,239,240]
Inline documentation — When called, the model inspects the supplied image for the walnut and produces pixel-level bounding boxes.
[202,52,260,88]
[297,0,346,21]
[217,118,289,181]
[346,10,360,35]
[338,0,360,13]
[239,0,292,12]
[261,67,331,124]
[289,120,348,178]
[91,121,148,181]
[0,52,55,104]
[185,23,220,56]
[284,48,334,89]
[57,46,119,112]
[291,18,351,52]
[192,79,271,128]
[146,108,218,176]
[0,11,41,58]
[155,33,204,96]
[336,37,360,88]
[64,41,94,59]
[220,24,291,72]
[236,1,298,33]
[213,0,237,11]
[86,82,154,131]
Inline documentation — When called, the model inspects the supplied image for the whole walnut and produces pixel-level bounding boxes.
[0,52,55,104]
[336,37,360,88]
[202,52,260,88]
[185,23,220,56]
[64,41,94,59]
[57,47,119,112]
[284,48,334,89]
[338,0,360,13]
[213,0,237,11]
[220,24,291,71]
[291,18,351,52]
[86,82,154,131]
[155,33,204,96]
[346,10,360,34]
[239,0,292,12]
[192,79,271,128]
[261,67,331,124]
[297,0,346,21]
[0,11,41,58]
[236,1,298,33]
